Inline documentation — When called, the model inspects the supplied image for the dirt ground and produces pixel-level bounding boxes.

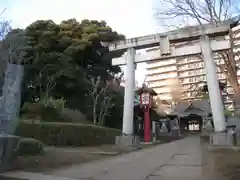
[9,143,158,173]
[210,149,240,180]
[201,140,240,180]
[0,178,28,180]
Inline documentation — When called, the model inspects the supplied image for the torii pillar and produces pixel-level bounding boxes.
[200,35,226,132]
[122,48,136,135]
[113,48,140,146]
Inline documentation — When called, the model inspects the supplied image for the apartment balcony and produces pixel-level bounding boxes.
[156,95,173,101]
[177,58,202,65]
[180,74,226,85]
[177,63,204,72]
[179,71,205,79]
[148,82,168,88]
[179,70,224,80]
[177,58,225,72]
[146,59,177,69]
[182,96,233,104]
[146,66,177,75]
[154,88,172,94]
[152,84,234,95]
[146,73,178,82]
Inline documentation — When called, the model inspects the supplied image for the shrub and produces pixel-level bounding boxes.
[20,102,43,118]
[17,138,44,156]
[20,101,90,123]
[38,97,66,111]
[20,102,65,122]
[15,121,121,146]
[59,108,90,124]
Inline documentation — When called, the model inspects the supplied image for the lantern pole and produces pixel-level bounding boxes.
[144,106,151,142]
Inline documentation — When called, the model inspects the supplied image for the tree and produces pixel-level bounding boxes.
[167,79,185,106]
[86,75,125,125]
[155,0,240,113]
[18,18,125,125]
[154,96,170,115]
[85,76,111,124]
[22,19,124,100]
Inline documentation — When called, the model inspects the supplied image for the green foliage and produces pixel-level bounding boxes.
[0,29,30,65]
[20,102,64,122]
[38,96,66,111]
[59,108,89,124]
[224,110,232,117]
[15,121,121,146]
[17,138,44,156]
[23,19,124,98]
[201,94,209,100]
[20,99,92,124]
[15,18,125,127]
[21,102,43,117]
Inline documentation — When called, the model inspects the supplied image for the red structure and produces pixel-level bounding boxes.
[136,84,157,142]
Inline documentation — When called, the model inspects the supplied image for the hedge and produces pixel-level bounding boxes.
[17,138,44,156]
[15,121,121,147]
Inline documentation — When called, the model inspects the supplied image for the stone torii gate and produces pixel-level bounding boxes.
[108,19,238,144]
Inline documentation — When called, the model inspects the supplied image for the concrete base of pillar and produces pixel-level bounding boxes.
[159,132,169,137]
[210,132,235,147]
[115,135,140,147]
[0,134,20,173]
[170,129,181,137]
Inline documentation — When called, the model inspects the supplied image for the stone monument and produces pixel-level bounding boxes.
[0,64,23,172]
[0,30,28,172]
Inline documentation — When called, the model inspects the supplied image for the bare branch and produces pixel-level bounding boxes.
[84,75,115,124]
[155,0,239,29]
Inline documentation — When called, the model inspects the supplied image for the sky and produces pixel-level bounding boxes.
[0,0,159,85]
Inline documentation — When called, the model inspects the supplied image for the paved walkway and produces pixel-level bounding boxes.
[2,136,205,180]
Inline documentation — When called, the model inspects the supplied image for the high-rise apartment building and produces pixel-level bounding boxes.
[146,25,240,111]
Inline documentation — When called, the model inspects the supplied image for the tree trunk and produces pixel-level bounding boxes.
[93,101,97,124]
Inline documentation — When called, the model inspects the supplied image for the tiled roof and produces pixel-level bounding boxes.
[173,99,211,116]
